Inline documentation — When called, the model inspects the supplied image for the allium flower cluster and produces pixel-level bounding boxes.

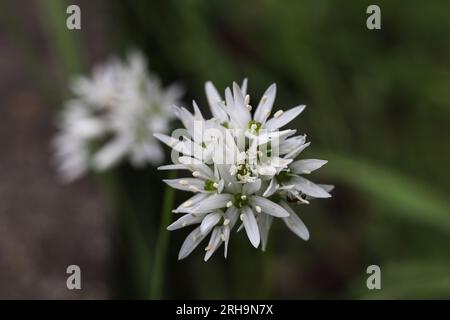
[53,51,182,181]
[156,79,333,261]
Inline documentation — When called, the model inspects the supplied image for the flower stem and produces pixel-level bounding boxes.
[149,171,176,299]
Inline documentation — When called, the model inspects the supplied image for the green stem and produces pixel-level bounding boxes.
[149,170,176,299]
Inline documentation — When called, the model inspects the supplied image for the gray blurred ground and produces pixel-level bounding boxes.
[0,0,112,299]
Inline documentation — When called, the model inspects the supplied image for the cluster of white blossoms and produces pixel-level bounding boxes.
[53,51,182,181]
[155,79,333,261]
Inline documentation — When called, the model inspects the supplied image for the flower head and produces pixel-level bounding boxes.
[53,51,182,181]
[156,79,333,261]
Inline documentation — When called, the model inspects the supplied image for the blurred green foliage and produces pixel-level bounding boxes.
[3,0,449,299]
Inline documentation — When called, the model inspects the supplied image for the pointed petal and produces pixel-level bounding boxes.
[318,184,334,192]
[192,100,204,121]
[178,227,207,260]
[225,87,234,109]
[225,206,240,228]
[163,178,205,192]
[223,225,231,258]
[167,213,203,231]
[242,207,260,248]
[279,135,306,154]
[242,179,262,195]
[290,175,331,198]
[305,184,334,200]
[254,84,276,123]
[250,196,290,217]
[179,156,214,178]
[200,211,222,234]
[263,178,278,197]
[190,193,233,214]
[265,105,306,131]
[205,81,228,121]
[280,201,309,240]
[204,227,222,261]
[226,83,251,128]
[240,78,248,96]
[289,159,328,174]
[284,142,310,159]
[158,164,187,171]
[257,165,277,177]
[172,193,210,213]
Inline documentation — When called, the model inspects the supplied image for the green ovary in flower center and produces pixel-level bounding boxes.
[248,120,262,134]
[204,179,217,192]
[233,193,249,208]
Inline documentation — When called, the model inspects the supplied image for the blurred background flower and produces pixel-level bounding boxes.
[0,0,449,299]
[54,51,182,181]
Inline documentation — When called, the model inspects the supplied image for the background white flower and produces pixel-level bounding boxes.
[53,51,183,181]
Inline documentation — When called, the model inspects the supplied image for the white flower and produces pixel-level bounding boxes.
[156,79,333,261]
[53,51,183,181]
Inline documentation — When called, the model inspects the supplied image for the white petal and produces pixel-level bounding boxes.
[290,175,331,198]
[249,196,290,217]
[255,129,296,146]
[318,184,334,192]
[279,135,306,154]
[265,105,306,130]
[289,159,328,174]
[192,100,205,121]
[217,180,225,193]
[254,84,276,123]
[240,78,248,96]
[262,178,278,197]
[242,179,262,195]
[226,83,251,128]
[167,213,203,231]
[200,211,222,234]
[225,87,234,109]
[305,184,334,200]
[204,227,222,261]
[172,193,210,213]
[158,164,187,171]
[223,225,231,258]
[190,193,232,214]
[280,201,309,240]
[178,227,207,260]
[163,178,205,192]
[172,106,194,133]
[154,133,177,148]
[179,156,214,178]
[242,207,260,248]
[205,81,228,121]
[284,142,310,159]
[224,206,240,228]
